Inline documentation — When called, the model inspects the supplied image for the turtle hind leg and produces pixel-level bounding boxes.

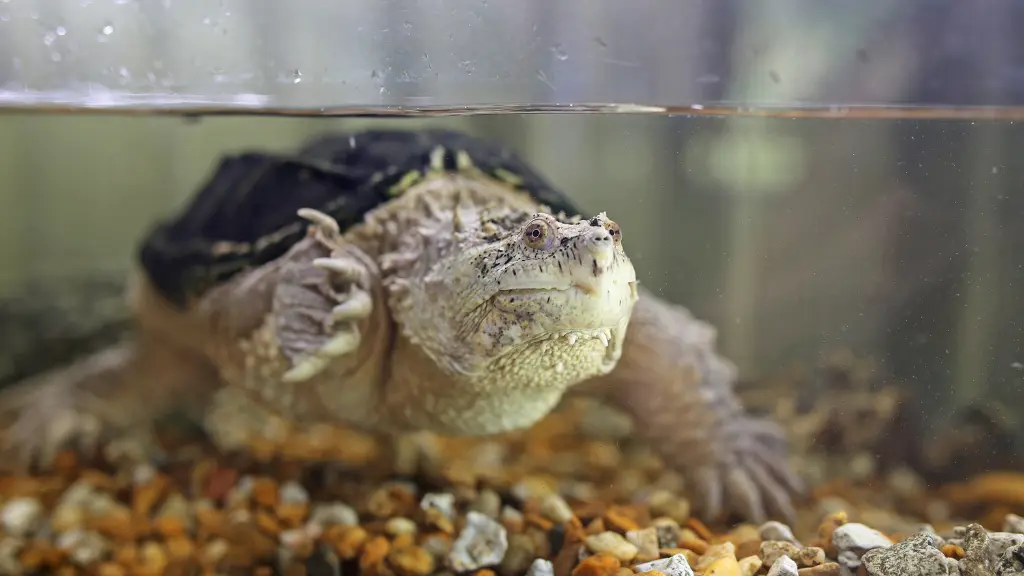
[0,337,221,472]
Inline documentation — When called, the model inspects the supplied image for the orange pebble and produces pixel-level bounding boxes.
[686,518,715,541]
[166,536,196,562]
[527,513,555,531]
[95,562,128,576]
[360,535,391,576]
[255,510,282,536]
[132,474,170,517]
[88,512,138,542]
[276,502,310,528]
[251,477,280,509]
[572,553,621,576]
[679,537,709,555]
[603,508,640,533]
[941,544,965,559]
[328,525,369,560]
[194,507,225,540]
[153,515,189,539]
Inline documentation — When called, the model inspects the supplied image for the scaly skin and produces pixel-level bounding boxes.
[0,171,800,523]
[582,292,802,522]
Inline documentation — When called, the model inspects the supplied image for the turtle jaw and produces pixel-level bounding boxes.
[479,235,639,376]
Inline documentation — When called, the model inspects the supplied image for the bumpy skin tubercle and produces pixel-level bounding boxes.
[365,177,639,436]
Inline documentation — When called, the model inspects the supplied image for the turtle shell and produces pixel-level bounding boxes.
[138,128,583,308]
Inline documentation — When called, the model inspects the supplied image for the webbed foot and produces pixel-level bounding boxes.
[277,208,376,383]
[689,415,804,524]
[0,379,103,471]
[0,346,166,472]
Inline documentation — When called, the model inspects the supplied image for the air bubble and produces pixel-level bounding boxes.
[551,44,568,61]
[101,23,114,35]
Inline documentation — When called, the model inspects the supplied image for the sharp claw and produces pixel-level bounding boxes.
[313,257,358,275]
[313,258,369,289]
[743,454,797,523]
[753,448,806,497]
[331,291,373,322]
[320,327,361,356]
[298,208,340,235]
[694,467,723,521]
[282,326,360,383]
[725,466,766,524]
[282,354,331,383]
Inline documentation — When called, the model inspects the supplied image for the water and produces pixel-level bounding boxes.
[0,106,1021,557]
[6,92,1024,119]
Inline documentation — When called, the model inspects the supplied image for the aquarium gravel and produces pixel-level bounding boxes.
[0,383,1021,576]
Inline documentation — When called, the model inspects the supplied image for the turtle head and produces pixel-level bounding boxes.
[392,205,639,417]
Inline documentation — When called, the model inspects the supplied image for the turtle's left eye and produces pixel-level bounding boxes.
[523,218,556,251]
[604,220,622,246]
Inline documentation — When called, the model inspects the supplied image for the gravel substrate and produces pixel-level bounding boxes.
[0,366,1021,575]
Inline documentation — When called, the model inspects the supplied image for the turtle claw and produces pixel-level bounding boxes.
[689,416,803,524]
[282,325,362,383]
[330,290,373,322]
[276,221,376,383]
[0,381,104,472]
[298,207,341,236]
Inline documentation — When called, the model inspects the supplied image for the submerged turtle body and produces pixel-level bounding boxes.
[0,128,802,524]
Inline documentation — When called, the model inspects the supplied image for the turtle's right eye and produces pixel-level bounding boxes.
[523,218,555,251]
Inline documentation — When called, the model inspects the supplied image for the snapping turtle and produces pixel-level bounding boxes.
[0,128,800,522]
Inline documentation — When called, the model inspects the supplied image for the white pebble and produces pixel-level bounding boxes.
[448,511,508,572]
[57,481,96,508]
[0,537,23,575]
[85,493,127,518]
[635,553,695,576]
[540,493,574,524]
[56,529,110,566]
[760,541,801,568]
[1004,514,1024,535]
[225,475,255,507]
[385,517,418,536]
[832,522,893,553]
[766,555,798,576]
[527,558,554,576]
[987,532,1024,566]
[278,481,309,504]
[132,463,157,486]
[309,502,359,527]
[759,521,801,545]
[1,498,43,537]
[421,492,456,520]
[584,531,638,562]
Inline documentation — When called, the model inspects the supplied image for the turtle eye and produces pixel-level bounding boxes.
[604,220,622,246]
[523,218,556,251]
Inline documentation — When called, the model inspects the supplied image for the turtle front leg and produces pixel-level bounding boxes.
[275,208,377,384]
[585,288,804,523]
[199,208,390,431]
